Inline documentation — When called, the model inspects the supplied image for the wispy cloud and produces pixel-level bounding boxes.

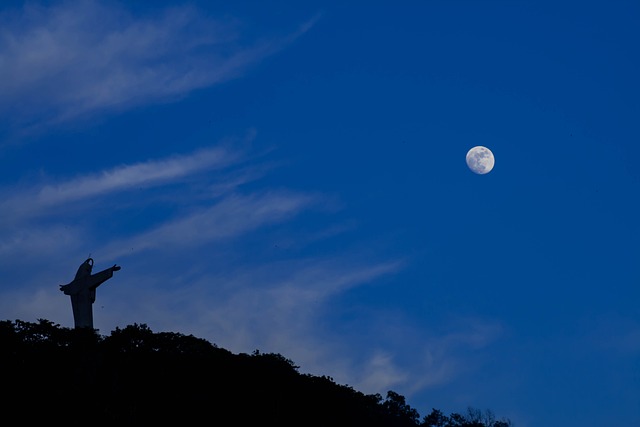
[36,146,238,205]
[0,225,82,259]
[0,143,245,222]
[91,256,409,380]
[0,0,316,127]
[0,133,332,279]
[100,190,321,259]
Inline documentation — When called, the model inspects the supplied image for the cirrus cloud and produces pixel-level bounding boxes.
[0,0,316,128]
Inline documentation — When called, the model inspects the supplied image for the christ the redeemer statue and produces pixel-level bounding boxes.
[60,258,121,329]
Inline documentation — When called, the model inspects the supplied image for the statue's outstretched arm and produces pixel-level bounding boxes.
[87,265,121,290]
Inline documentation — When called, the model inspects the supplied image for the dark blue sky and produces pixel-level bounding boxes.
[0,2,638,426]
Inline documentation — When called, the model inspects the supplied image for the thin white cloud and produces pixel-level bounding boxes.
[0,0,316,126]
[357,351,411,392]
[100,190,320,259]
[37,145,238,205]
[343,316,503,397]
[0,143,244,222]
[91,255,405,359]
[0,225,82,259]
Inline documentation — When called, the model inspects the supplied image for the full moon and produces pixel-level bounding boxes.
[466,146,495,174]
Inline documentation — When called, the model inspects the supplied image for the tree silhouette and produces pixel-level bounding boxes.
[422,407,512,427]
[383,390,421,425]
[0,319,513,426]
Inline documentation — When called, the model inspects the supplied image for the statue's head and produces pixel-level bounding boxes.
[74,257,94,280]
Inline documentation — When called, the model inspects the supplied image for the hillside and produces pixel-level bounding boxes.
[0,319,511,426]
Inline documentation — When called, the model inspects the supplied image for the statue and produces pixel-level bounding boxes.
[60,258,121,329]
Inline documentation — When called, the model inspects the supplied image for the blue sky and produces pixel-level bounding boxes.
[1,1,638,425]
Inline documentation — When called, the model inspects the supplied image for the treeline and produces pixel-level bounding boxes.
[0,319,512,426]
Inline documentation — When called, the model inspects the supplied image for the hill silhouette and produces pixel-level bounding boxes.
[0,319,512,426]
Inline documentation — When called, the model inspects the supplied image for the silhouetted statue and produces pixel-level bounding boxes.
[60,258,121,329]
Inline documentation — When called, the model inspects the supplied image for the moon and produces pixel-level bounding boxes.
[466,146,495,174]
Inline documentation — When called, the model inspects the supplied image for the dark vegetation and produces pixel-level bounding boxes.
[0,319,512,426]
